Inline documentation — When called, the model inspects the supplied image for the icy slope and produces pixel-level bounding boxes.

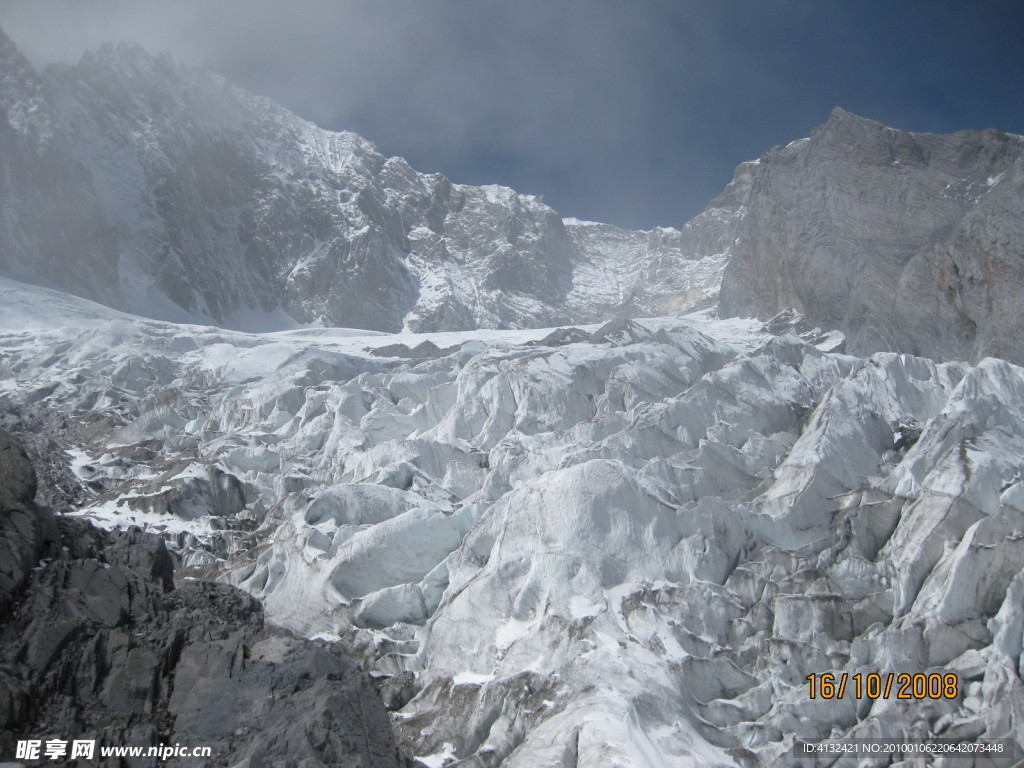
[563,219,724,316]
[0,27,718,333]
[3,276,1023,766]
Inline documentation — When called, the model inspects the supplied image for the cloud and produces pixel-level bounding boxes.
[2,1,1022,229]
[1,0,738,226]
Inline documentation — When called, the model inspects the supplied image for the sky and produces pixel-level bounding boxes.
[2,0,1022,230]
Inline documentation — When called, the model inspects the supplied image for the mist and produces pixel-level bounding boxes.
[2,0,1022,229]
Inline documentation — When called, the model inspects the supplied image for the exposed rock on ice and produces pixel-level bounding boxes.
[0,426,406,767]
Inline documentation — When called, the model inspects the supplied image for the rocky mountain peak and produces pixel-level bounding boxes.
[0,25,50,143]
[689,108,1024,364]
[0,28,718,333]
[811,105,927,166]
[0,25,37,93]
[824,104,882,129]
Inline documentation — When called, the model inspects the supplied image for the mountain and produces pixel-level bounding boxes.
[5,26,1022,354]
[0,27,716,333]
[691,107,1024,364]
[5,24,1024,768]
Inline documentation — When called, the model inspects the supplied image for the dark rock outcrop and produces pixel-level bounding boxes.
[0,427,409,767]
[706,107,1024,364]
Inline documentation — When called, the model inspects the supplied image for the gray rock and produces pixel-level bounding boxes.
[528,326,590,347]
[0,427,409,767]
[0,428,35,510]
[587,318,652,346]
[369,340,462,359]
[0,429,44,620]
[705,107,1024,364]
[0,402,87,512]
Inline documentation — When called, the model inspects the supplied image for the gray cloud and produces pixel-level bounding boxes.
[2,0,1022,229]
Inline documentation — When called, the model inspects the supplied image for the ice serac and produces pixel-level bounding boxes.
[4,276,1024,766]
[702,107,1024,364]
[0,27,718,333]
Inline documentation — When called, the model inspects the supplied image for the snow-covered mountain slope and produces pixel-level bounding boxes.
[698,107,1024,365]
[3,275,1023,766]
[0,27,718,333]
[7,19,1023,362]
[564,219,724,316]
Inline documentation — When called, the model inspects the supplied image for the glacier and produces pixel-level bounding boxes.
[3,275,1023,766]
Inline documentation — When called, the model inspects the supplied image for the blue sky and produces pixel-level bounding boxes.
[2,0,1022,229]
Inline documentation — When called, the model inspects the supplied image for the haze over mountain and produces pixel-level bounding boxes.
[0,26,717,334]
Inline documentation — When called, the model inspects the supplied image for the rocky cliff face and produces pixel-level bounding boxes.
[705,107,1024,364]
[0,426,408,767]
[0,27,717,333]
[0,32,123,313]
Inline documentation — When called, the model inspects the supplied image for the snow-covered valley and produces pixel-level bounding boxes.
[3,275,1023,766]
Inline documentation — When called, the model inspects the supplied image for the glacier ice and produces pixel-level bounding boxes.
[2,275,1023,765]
